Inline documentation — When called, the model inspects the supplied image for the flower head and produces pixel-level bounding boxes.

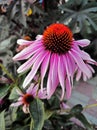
[13,23,97,100]
[43,23,73,54]
[11,84,47,113]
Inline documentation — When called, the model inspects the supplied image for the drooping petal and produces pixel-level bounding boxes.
[47,54,59,99]
[17,39,33,45]
[65,53,76,76]
[65,53,76,86]
[41,51,51,91]
[38,88,47,99]
[76,68,82,81]
[17,47,44,73]
[51,54,59,88]
[13,41,43,61]
[58,55,65,100]
[23,50,49,88]
[72,44,96,65]
[73,39,90,47]
[62,55,70,77]
[69,49,92,78]
[47,72,52,99]
[17,56,35,73]
[80,51,95,63]
[62,54,72,100]
[36,35,42,40]
[87,64,95,73]
[82,73,87,81]
[65,77,72,99]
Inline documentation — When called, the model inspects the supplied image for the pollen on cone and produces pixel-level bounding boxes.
[43,23,73,54]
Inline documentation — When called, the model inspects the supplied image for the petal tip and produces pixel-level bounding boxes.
[17,39,24,45]
[12,56,17,61]
[85,39,91,44]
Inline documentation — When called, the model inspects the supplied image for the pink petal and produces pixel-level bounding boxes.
[51,54,59,88]
[47,72,52,99]
[23,50,48,88]
[17,39,33,45]
[82,73,87,81]
[69,49,92,78]
[41,52,51,91]
[58,55,65,100]
[17,47,44,73]
[87,64,95,73]
[30,84,39,97]
[11,101,23,107]
[26,83,35,94]
[60,102,70,109]
[73,39,90,47]
[65,77,72,99]
[72,44,96,66]
[38,88,47,99]
[47,54,59,99]
[18,97,23,101]
[36,35,42,40]
[22,104,29,113]
[80,51,95,63]
[76,68,82,81]
[13,41,42,61]
[17,56,35,73]
[62,55,70,77]
[65,53,76,76]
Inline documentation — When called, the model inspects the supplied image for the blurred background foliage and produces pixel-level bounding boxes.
[0,0,97,130]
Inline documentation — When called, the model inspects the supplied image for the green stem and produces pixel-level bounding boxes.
[0,63,15,82]
[30,119,34,130]
[57,103,97,114]
[84,103,97,110]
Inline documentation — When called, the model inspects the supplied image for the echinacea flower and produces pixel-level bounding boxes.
[11,83,47,113]
[13,23,97,100]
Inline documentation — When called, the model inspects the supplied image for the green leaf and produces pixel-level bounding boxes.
[0,63,15,82]
[11,108,17,121]
[0,85,10,98]
[0,16,9,41]
[70,104,83,115]
[20,0,27,27]
[48,95,60,109]
[29,98,45,130]
[44,110,54,120]
[12,125,29,130]
[75,113,93,130]
[0,111,5,130]
[9,87,19,100]
[59,1,97,37]
[44,120,54,130]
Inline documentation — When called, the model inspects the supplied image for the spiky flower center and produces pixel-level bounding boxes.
[23,94,33,105]
[43,23,73,54]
